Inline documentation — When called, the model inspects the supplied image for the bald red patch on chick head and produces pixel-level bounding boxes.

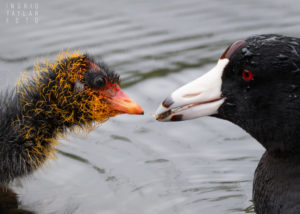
[86,59,102,72]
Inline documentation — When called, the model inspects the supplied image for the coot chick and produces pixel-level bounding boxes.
[156,34,300,214]
[0,51,143,184]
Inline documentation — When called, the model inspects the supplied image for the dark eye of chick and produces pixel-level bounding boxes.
[84,72,107,90]
[94,75,106,88]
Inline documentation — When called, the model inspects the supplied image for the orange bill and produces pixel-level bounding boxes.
[110,89,144,115]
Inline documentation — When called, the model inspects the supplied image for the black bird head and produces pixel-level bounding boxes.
[156,34,300,154]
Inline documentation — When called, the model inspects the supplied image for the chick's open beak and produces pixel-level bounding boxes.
[110,89,144,115]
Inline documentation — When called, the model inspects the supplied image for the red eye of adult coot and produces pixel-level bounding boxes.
[242,69,253,81]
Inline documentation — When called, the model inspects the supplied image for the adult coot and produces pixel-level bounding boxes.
[156,34,300,214]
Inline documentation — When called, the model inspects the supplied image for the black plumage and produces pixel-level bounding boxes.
[156,34,300,214]
[217,34,300,214]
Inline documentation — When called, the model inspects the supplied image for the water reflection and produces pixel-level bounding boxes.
[0,185,34,214]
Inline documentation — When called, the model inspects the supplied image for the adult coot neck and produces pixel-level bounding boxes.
[267,147,300,160]
[259,137,300,160]
[253,127,300,213]
[254,151,300,214]
[237,118,300,159]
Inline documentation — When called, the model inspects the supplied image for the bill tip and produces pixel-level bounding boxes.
[162,96,174,108]
[170,114,183,121]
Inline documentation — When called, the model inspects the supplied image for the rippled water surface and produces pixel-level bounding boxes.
[2,0,300,213]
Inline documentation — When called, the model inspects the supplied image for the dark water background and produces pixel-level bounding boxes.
[1,0,300,213]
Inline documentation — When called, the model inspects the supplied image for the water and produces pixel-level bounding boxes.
[1,0,300,213]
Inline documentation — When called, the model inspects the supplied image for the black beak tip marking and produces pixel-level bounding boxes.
[170,114,183,121]
[162,96,174,108]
